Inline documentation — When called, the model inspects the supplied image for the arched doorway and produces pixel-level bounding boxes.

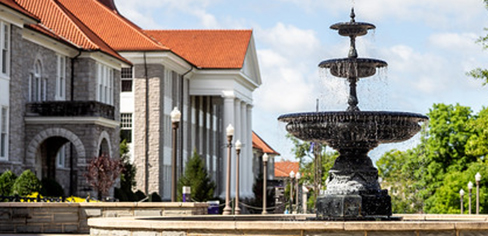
[27,128,86,196]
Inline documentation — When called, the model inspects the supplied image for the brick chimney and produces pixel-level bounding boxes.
[97,0,118,13]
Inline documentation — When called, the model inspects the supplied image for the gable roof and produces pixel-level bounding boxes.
[57,0,166,52]
[146,29,252,69]
[15,0,129,64]
[252,131,280,155]
[274,161,299,178]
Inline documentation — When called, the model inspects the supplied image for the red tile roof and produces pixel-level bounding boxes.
[15,0,129,64]
[146,30,252,69]
[57,0,166,51]
[252,131,280,155]
[274,161,299,178]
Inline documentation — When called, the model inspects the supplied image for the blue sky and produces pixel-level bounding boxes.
[116,0,488,162]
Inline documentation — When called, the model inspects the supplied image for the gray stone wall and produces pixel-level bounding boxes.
[4,25,26,174]
[72,58,97,101]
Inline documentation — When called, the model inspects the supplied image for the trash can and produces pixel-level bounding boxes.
[182,186,191,202]
[207,200,219,214]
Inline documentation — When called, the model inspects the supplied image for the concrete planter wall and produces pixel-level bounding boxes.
[0,202,208,234]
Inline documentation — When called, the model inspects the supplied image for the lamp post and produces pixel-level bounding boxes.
[223,124,234,215]
[460,189,465,214]
[295,172,301,214]
[235,140,242,215]
[468,181,473,214]
[170,107,181,202]
[289,171,295,214]
[262,153,269,214]
[476,172,481,215]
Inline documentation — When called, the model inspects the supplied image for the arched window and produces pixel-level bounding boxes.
[29,60,47,102]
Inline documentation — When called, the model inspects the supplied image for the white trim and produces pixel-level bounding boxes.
[119,51,192,75]
[0,4,37,28]
[55,54,66,101]
[0,106,8,160]
[22,27,79,57]
[24,117,120,128]
[78,51,129,69]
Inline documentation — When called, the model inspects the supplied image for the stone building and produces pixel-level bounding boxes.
[0,0,129,197]
[0,0,274,200]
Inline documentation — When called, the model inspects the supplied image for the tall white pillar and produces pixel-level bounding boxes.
[246,104,253,197]
[221,91,235,198]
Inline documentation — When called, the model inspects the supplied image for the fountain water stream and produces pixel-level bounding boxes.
[278,8,428,220]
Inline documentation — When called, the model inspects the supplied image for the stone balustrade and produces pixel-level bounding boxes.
[0,202,208,234]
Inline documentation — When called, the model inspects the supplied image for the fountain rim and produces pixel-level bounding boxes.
[318,57,388,69]
[278,111,428,123]
[330,21,376,31]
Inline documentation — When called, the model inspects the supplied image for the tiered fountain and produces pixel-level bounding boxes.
[88,9,488,236]
[278,8,428,220]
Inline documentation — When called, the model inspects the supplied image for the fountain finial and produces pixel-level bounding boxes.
[350,8,356,22]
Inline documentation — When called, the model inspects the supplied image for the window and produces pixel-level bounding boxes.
[55,55,66,100]
[56,144,66,168]
[97,63,114,105]
[120,113,132,142]
[0,22,9,76]
[121,67,133,92]
[0,107,7,160]
[28,60,46,102]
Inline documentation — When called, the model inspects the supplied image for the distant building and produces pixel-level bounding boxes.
[274,160,299,185]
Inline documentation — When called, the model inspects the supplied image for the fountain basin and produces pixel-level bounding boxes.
[279,111,428,150]
[88,214,488,236]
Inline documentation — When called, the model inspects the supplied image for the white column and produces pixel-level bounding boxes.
[246,104,253,197]
[233,98,241,198]
[240,102,249,197]
[221,91,235,198]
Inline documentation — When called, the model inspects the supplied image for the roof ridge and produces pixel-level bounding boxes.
[91,0,166,50]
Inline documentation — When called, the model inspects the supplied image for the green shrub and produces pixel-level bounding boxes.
[0,170,17,196]
[12,170,41,196]
[40,178,64,197]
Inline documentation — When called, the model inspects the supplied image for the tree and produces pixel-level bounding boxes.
[467,0,488,85]
[376,104,488,213]
[177,150,216,202]
[287,134,338,211]
[84,154,123,200]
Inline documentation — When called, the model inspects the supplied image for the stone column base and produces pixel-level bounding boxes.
[315,190,392,220]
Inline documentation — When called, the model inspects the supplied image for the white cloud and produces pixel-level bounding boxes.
[428,32,480,53]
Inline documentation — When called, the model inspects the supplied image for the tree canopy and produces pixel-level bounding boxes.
[377,104,488,213]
